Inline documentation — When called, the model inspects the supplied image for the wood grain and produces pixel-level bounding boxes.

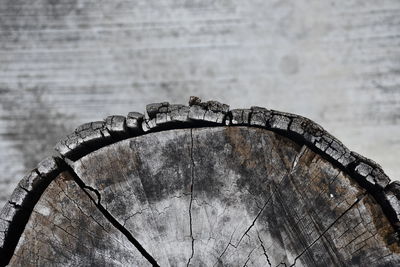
[10,171,152,266]
[6,127,397,266]
[0,94,399,266]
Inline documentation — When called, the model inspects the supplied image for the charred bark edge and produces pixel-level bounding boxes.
[1,96,399,265]
[0,157,65,266]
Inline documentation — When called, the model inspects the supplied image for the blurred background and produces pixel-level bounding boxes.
[0,0,399,208]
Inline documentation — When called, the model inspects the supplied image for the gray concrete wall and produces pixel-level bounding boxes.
[0,0,399,207]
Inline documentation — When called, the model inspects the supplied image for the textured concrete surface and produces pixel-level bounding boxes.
[0,0,400,207]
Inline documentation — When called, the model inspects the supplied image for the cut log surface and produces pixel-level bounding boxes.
[1,98,400,266]
[10,171,149,266]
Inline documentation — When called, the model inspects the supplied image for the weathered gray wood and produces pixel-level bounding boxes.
[1,98,400,266]
[26,126,393,266]
[1,0,400,211]
[0,157,62,265]
[10,171,151,266]
[1,127,399,265]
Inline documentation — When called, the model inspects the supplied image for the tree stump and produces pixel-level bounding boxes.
[1,97,400,266]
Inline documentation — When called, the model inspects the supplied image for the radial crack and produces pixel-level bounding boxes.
[257,232,272,267]
[63,162,160,267]
[288,193,367,267]
[236,193,273,246]
[187,128,195,266]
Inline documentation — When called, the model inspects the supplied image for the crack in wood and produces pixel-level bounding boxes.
[213,225,241,266]
[187,128,196,267]
[62,162,160,267]
[288,193,367,267]
[211,141,358,266]
[257,231,272,267]
[241,246,256,267]
[236,196,272,246]
[53,181,135,256]
[1,97,400,265]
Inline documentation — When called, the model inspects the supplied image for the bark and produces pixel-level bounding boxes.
[1,98,400,266]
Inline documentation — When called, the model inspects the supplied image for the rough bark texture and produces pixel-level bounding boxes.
[1,98,400,266]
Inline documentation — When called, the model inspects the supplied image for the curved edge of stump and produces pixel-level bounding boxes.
[1,96,399,266]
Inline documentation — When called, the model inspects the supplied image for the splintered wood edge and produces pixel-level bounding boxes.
[1,96,399,266]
